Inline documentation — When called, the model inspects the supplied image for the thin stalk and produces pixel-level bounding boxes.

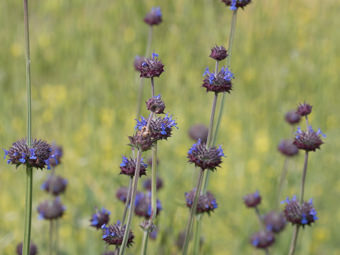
[254,207,270,255]
[150,144,158,222]
[140,230,149,255]
[276,158,289,208]
[121,177,133,227]
[193,217,202,255]
[23,0,33,254]
[49,220,54,255]
[182,169,204,255]
[288,226,300,255]
[55,220,59,255]
[151,77,155,97]
[119,150,142,255]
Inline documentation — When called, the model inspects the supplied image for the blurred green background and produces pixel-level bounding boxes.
[1,0,340,254]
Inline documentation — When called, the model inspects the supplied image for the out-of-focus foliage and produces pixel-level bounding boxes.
[0,0,339,254]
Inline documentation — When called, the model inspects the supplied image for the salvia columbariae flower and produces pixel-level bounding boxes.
[134,192,162,219]
[116,187,129,203]
[285,111,301,125]
[296,102,312,117]
[149,228,158,240]
[185,190,218,215]
[102,221,134,247]
[294,126,325,152]
[143,177,164,191]
[134,56,145,72]
[146,95,166,114]
[250,230,275,249]
[4,139,53,170]
[144,7,162,26]
[129,131,154,152]
[263,211,286,233]
[282,196,318,227]
[243,190,261,208]
[210,45,228,61]
[187,139,224,171]
[90,207,111,229]
[37,198,65,220]
[41,175,68,196]
[188,124,209,143]
[16,242,38,255]
[222,0,252,10]
[120,156,148,177]
[202,66,234,94]
[139,53,164,78]
[278,139,299,157]
[48,144,63,168]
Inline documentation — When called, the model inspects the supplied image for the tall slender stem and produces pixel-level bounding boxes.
[145,26,153,58]
[140,230,149,255]
[55,220,59,255]
[119,150,142,255]
[151,77,155,97]
[23,1,33,254]
[182,169,204,255]
[49,220,54,255]
[288,226,300,255]
[277,158,289,208]
[193,217,201,255]
[121,177,133,227]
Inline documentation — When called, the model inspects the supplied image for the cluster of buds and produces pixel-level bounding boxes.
[102,221,134,247]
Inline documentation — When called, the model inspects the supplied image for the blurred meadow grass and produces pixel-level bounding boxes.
[1,0,340,254]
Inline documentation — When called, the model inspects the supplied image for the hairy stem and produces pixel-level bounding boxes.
[119,150,142,255]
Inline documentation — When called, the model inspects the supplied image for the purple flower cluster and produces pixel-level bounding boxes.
[222,0,252,10]
[138,53,164,78]
[120,156,148,177]
[202,66,234,94]
[144,7,162,26]
[37,198,66,220]
[294,126,325,152]
[41,175,68,196]
[102,221,134,247]
[134,192,162,219]
[185,190,218,215]
[90,208,111,229]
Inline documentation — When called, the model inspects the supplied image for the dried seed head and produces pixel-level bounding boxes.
[188,124,209,143]
[41,175,68,196]
[243,191,261,208]
[134,192,162,219]
[187,139,224,171]
[278,139,299,157]
[222,0,252,10]
[294,126,325,152]
[120,156,147,177]
[296,102,312,117]
[102,221,134,247]
[144,7,162,26]
[202,67,234,94]
[139,53,164,78]
[185,190,218,215]
[264,211,286,233]
[16,242,38,255]
[285,111,301,125]
[250,230,275,249]
[90,207,111,229]
[37,198,65,220]
[143,177,164,191]
[210,45,228,61]
[146,95,166,114]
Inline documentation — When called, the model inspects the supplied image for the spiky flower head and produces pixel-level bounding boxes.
[278,139,299,157]
[185,190,218,215]
[243,191,261,208]
[250,230,275,249]
[210,45,228,61]
[134,56,145,72]
[187,139,224,171]
[120,156,147,177]
[143,177,164,191]
[146,95,165,114]
[134,192,162,219]
[41,175,68,196]
[4,139,53,170]
[285,111,301,125]
[264,211,286,233]
[139,53,164,78]
[48,144,63,168]
[37,198,65,220]
[296,102,312,117]
[129,131,154,152]
[222,0,252,10]
[102,221,134,247]
[16,242,38,255]
[202,66,234,94]
[144,7,162,26]
[282,196,318,227]
[294,126,325,152]
[188,124,209,143]
[90,207,111,229]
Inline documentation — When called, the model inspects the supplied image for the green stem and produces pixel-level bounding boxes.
[277,158,289,208]
[140,230,149,255]
[49,220,53,255]
[23,167,33,255]
[121,177,133,228]
[254,207,270,255]
[193,217,201,255]
[288,226,300,255]
[182,169,204,255]
[55,220,59,255]
[119,150,142,255]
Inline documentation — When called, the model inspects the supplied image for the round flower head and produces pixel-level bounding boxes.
[285,111,301,125]
[120,156,147,177]
[187,139,224,171]
[243,190,261,208]
[129,130,154,152]
[143,177,164,191]
[116,186,129,203]
[202,66,234,94]
[134,55,145,72]
[278,139,299,157]
[185,190,218,215]
[294,126,325,152]
[102,221,134,247]
[188,124,209,143]
[149,228,158,240]
[37,198,65,220]
[250,230,275,249]
[282,196,318,227]
[134,192,162,219]
[41,175,68,196]
[5,139,53,170]
[48,144,63,168]
[90,207,111,229]
[139,53,164,78]
[210,45,228,61]
[264,211,286,233]
[16,241,38,255]
[222,0,252,10]
[144,7,162,26]
[146,95,165,114]
[296,102,312,117]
